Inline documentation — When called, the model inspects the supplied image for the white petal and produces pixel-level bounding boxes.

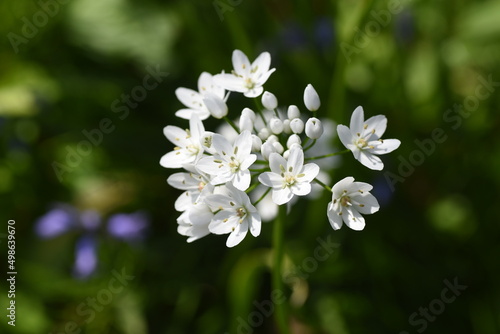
[291,182,311,196]
[299,163,320,182]
[258,172,283,188]
[189,114,205,141]
[160,150,187,168]
[175,108,210,120]
[342,207,366,231]
[364,115,387,139]
[251,52,271,75]
[164,126,188,146]
[243,86,264,98]
[196,156,220,176]
[254,68,276,87]
[204,194,232,211]
[188,204,214,225]
[233,170,251,191]
[349,106,365,135]
[249,213,261,237]
[175,88,203,109]
[212,134,233,159]
[353,193,380,215]
[268,152,287,174]
[327,202,343,230]
[272,187,293,205]
[186,226,210,243]
[337,124,355,149]
[174,191,194,211]
[232,49,251,77]
[368,139,401,155]
[226,220,249,247]
[287,146,304,175]
[209,212,238,235]
[346,181,373,194]
[234,131,253,158]
[240,154,257,171]
[198,72,224,98]
[331,176,355,198]
[358,151,384,170]
[213,74,246,93]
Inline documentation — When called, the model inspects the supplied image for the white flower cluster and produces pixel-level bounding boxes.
[160,50,400,247]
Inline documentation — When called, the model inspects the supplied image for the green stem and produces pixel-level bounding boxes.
[223,116,240,134]
[303,139,317,152]
[305,149,350,161]
[272,205,290,334]
[254,188,271,205]
[313,178,332,192]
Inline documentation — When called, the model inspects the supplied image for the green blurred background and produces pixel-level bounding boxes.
[1,0,500,333]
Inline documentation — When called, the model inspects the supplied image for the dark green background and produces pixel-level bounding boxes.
[1,0,500,333]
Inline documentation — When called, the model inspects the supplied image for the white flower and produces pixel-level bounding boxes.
[269,117,284,135]
[205,184,261,247]
[160,115,205,168]
[177,203,213,243]
[214,50,276,98]
[303,84,321,112]
[167,171,213,211]
[327,176,379,231]
[305,117,323,139]
[175,72,225,120]
[259,146,320,205]
[337,106,401,171]
[196,130,256,191]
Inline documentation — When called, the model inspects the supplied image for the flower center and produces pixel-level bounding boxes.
[187,144,199,155]
[236,207,246,218]
[340,195,351,207]
[244,78,255,89]
[284,174,296,187]
[355,138,368,149]
[198,182,206,191]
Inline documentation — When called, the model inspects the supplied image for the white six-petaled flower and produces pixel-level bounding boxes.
[196,130,257,191]
[259,146,319,205]
[175,72,226,120]
[214,50,276,98]
[337,106,401,171]
[327,176,380,231]
[160,115,205,169]
[205,184,261,247]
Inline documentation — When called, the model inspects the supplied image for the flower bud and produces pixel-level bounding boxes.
[269,117,283,135]
[283,149,290,159]
[290,118,304,134]
[262,91,278,110]
[305,117,324,139]
[287,105,301,119]
[303,84,320,112]
[258,128,271,140]
[286,134,301,148]
[261,140,277,160]
[251,134,263,152]
[272,141,284,154]
[283,119,291,134]
[203,93,228,119]
[241,107,256,121]
[266,135,279,143]
[239,114,254,132]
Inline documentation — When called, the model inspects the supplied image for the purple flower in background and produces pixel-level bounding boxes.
[107,212,149,242]
[35,203,149,279]
[73,235,98,279]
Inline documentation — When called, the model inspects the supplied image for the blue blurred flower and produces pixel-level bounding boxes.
[107,212,149,242]
[35,203,149,279]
